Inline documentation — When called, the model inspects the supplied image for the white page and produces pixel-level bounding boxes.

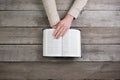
[43,29,62,57]
[62,30,71,56]
[63,29,81,57]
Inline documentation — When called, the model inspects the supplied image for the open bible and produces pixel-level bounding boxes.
[43,29,81,57]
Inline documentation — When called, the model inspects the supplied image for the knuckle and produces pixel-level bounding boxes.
[59,21,63,25]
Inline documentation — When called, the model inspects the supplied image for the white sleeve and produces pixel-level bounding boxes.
[42,0,60,26]
[68,0,88,19]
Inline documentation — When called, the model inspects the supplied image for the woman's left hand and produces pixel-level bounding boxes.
[52,14,74,39]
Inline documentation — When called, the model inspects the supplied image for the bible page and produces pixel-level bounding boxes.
[63,29,81,57]
[43,29,62,57]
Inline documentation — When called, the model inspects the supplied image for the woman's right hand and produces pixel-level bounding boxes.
[52,14,74,39]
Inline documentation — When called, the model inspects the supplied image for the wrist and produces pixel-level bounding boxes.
[65,14,74,21]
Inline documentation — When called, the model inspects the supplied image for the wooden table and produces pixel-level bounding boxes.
[0,0,120,79]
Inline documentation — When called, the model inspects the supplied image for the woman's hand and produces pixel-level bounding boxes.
[52,14,74,39]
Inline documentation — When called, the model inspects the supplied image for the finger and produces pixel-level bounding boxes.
[59,27,66,37]
[55,27,64,39]
[53,24,61,36]
[55,26,63,38]
[52,26,57,36]
[61,28,68,37]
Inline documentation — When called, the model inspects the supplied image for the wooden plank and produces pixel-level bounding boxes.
[85,0,120,11]
[0,11,48,27]
[0,45,43,61]
[0,45,120,61]
[0,0,72,10]
[74,11,120,27]
[0,0,119,11]
[0,11,119,27]
[0,27,120,45]
[80,27,120,45]
[0,28,43,44]
[0,62,119,79]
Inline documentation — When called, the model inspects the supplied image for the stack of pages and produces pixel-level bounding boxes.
[43,29,81,57]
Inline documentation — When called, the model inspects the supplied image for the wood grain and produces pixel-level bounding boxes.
[0,45,120,61]
[0,27,120,45]
[0,0,119,11]
[0,62,119,79]
[0,0,119,79]
[0,11,119,27]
